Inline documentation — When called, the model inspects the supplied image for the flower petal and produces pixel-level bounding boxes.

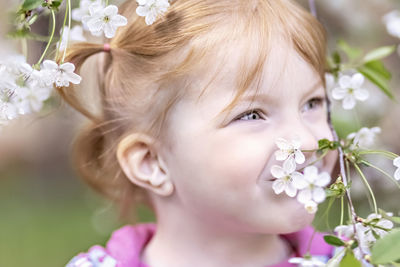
[104,5,118,16]
[294,150,305,164]
[331,87,347,100]
[315,172,331,187]
[274,150,288,161]
[285,184,297,197]
[297,188,312,204]
[351,73,365,88]
[272,179,285,195]
[112,14,128,26]
[394,157,400,167]
[394,167,400,181]
[283,157,296,173]
[312,187,326,203]
[342,95,356,110]
[42,60,58,70]
[354,88,369,101]
[271,165,284,178]
[303,166,318,182]
[339,75,352,88]
[275,138,291,150]
[65,72,82,85]
[291,172,308,189]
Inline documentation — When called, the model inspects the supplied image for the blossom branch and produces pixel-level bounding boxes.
[36,10,56,67]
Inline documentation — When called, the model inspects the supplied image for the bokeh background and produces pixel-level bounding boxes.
[1,0,400,266]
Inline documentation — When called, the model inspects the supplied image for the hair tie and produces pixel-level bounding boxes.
[103,43,111,52]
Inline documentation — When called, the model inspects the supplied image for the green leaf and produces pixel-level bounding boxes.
[21,0,43,11]
[318,139,330,149]
[340,250,362,267]
[324,235,345,246]
[364,60,391,80]
[362,46,395,63]
[358,64,395,100]
[337,40,362,61]
[371,228,400,264]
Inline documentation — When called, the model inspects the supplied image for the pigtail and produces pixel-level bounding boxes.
[56,42,106,123]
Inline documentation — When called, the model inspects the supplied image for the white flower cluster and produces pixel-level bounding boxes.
[346,126,381,150]
[136,0,170,25]
[0,56,81,130]
[271,138,331,214]
[330,73,369,110]
[335,213,394,261]
[72,0,127,38]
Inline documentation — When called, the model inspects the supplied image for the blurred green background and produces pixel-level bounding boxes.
[1,0,400,266]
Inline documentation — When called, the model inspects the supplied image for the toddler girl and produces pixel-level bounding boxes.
[64,0,338,266]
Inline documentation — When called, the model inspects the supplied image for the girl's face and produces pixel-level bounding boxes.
[159,40,337,234]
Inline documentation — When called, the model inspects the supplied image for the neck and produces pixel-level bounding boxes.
[141,205,291,267]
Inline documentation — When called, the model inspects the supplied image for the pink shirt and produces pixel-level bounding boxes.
[67,223,332,267]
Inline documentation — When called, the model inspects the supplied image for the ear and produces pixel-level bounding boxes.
[116,133,174,197]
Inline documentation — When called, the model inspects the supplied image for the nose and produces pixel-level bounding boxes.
[277,119,320,166]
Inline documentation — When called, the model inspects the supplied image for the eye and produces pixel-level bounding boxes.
[302,97,325,112]
[235,109,264,121]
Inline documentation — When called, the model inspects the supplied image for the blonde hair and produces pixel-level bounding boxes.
[58,0,327,220]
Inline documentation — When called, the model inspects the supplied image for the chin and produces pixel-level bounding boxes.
[274,199,316,234]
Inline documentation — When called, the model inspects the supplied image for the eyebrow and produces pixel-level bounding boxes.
[238,80,324,104]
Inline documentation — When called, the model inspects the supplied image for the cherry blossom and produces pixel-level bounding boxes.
[394,157,400,180]
[335,213,393,260]
[72,0,102,25]
[303,200,318,214]
[383,10,400,39]
[346,126,381,149]
[82,4,127,38]
[332,73,369,110]
[270,159,303,197]
[41,60,82,88]
[288,256,326,267]
[274,137,305,165]
[136,0,170,25]
[293,166,331,204]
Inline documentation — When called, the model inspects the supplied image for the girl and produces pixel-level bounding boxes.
[64,0,338,266]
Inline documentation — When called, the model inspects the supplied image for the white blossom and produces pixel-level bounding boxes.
[383,10,400,39]
[394,157,400,181]
[136,0,170,25]
[41,60,82,88]
[332,73,369,110]
[82,4,128,38]
[334,213,393,260]
[57,25,86,51]
[293,166,331,204]
[72,0,102,27]
[0,56,51,119]
[288,256,326,267]
[335,223,370,259]
[270,159,303,197]
[364,213,393,240]
[304,200,318,214]
[346,127,381,149]
[274,137,305,165]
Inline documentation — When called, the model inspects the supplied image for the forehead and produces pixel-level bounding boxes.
[186,33,319,107]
